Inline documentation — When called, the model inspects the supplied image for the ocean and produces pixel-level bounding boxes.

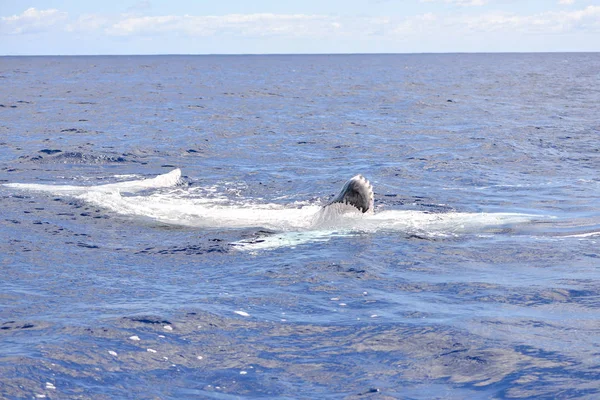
[1,53,599,399]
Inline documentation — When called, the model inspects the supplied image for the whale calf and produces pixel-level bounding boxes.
[327,175,374,214]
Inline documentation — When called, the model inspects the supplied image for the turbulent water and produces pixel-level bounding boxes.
[1,53,599,399]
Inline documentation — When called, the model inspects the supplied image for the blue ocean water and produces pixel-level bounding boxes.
[1,53,599,399]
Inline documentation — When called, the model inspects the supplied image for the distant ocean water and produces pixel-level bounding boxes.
[1,53,599,399]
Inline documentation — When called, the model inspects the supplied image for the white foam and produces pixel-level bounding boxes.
[232,230,362,251]
[3,169,181,195]
[228,211,537,251]
[366,210,536,233]
[4,169,544,250]
[78,189,321,230]
[234,310,250,317]
[562,231,600,238]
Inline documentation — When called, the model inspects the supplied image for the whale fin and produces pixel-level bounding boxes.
[327,175,374,213]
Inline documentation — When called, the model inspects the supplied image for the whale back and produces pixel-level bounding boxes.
[327,175,374,213]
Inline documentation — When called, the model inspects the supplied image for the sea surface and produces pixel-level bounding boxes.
[1,53,599,399]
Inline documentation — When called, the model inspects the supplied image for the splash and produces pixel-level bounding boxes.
[4,168,182,195]
[3,169,543,250]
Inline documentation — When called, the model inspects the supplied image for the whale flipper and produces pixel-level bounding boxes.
[327,175,374,213]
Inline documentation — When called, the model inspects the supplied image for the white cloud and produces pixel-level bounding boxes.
[1,5,599,52]
[104,13,344,38]
[99,7,600,39]
[66,14,111,33]
[459,5,600,34]
[559,0,575,5]
[391,13,439,36]
[0,7,67,35]
[420,0,488,6]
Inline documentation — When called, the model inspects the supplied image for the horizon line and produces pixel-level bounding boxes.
[1,50,599,57]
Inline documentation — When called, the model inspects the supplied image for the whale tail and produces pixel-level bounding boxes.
[327,175,374,214]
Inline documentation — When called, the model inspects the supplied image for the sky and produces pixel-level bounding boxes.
[0,0,599,55]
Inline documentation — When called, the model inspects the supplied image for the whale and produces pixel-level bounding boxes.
[2,169,544,250]
[327,174,374,214]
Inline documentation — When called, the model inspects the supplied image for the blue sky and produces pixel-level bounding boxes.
[1,0,599,54]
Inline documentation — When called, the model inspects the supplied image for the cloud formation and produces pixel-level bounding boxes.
[1,7,67,35]
[459,5,600,34]
[1,5,599,53]
[109,6,600,37]
[3,6,599,39]
[104,13,342,37]
[419,0,488,6]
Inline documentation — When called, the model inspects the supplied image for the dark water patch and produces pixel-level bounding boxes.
[328,263,369,278]
[76,242,100,249]
[122,316,172,327]
[393,281,598,308]
[231,229,277,247]
[377,194,456,213]
[1,321,35,331]
[257,258,384,288]
[39,149,62,155]
[19,151,133,164]
[137,241,229,255]
[60,128,88,134]
[357,387,380,396]
[405,233,440,241]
